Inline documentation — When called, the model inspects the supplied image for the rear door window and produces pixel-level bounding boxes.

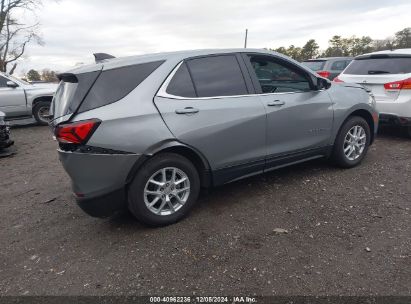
[344,57,411,75]
[166,63,196,98]
[186,55,248,97]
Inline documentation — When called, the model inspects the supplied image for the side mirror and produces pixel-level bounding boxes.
[317,77,331,90]
[6,81,18,88]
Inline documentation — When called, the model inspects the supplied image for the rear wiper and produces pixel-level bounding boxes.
[368,70,390,74]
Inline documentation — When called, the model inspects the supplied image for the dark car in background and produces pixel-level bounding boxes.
[0,111,14,152]
[302,57,353,80]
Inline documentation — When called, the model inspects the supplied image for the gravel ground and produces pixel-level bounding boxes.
[0,125,410,296]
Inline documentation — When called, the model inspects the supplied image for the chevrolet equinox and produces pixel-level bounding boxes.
[50,49,378,226]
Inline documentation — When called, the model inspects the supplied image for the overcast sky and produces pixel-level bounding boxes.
[14,0,411,75]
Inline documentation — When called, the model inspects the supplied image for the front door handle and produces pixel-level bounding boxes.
[267,100,285,107]
[175,107,199,114]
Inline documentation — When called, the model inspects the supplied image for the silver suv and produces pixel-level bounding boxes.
[50,49,378,226]
[0,72,57,125]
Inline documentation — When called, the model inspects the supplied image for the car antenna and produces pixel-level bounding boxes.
[93,53,116,63]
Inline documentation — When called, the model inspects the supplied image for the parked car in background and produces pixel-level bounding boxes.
[0,111,13,151]
[302,57,353,80]
[50,49,377,226]
[0,72,57,125]
[336,49,411,137]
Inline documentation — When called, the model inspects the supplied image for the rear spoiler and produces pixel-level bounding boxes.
[93,53,115,63]
[57,73,78,82]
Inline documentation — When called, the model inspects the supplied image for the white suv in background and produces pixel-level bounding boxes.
[336,49,411,137]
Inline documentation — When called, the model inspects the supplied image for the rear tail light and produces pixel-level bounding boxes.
[55,119,101,144]
[384,78,411,90]
[317,71,330,78]
[333,76,344,83]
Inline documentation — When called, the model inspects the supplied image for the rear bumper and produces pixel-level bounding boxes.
[58,149,140,217]
[376,98,411,119]
[76,188,126,218]
[379,114,411,127]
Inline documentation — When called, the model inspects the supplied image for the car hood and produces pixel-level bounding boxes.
[24,83,58,94]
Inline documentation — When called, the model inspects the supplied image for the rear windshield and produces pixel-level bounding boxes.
[51,71,100,120]
[344,57,411,75]
[51,81,78,118]
[51,60,164,120]
[301,61,325,71]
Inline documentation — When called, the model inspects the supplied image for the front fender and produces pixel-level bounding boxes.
[332,103,377,145]
[328,84,378,144]
[24,87,57,108]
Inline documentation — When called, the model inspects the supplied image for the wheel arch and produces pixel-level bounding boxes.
[335,108,375,146]
[346,109,375,144]
[126,141,212,188]
[32,95,53,112]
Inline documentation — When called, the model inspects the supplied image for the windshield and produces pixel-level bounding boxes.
[302,60,326,71]
[344,57,411,75]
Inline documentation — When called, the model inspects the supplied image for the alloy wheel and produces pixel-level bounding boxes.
[144,167,190,216]
[343,125,367,161]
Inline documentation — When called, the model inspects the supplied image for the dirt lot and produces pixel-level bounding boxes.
[0,124,410,296]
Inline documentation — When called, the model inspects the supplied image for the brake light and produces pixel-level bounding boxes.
[317,71,330,78]
[384,78,411,90]
[55,119,101,144]
[333,76,344,83]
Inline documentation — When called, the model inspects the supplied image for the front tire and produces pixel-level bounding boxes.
[331,116,371,168]
[128,153,200,227]
[33,101,51,126]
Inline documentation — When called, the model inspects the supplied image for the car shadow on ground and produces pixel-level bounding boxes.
[8,118,38,129]
[377,125,410,140]
[106,156,333,229]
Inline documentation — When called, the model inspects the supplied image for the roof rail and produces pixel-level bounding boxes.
[93,53,116,63]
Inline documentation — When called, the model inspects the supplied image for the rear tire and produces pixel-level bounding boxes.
[331,116,371,168]
[33,101,51,126]
[406,126,411,138]
[128,153,200,227]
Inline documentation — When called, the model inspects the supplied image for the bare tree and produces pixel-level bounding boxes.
[41,68,58,82]
[0,0,43,74]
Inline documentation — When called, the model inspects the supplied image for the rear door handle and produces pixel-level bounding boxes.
[267,100,285,107]
[175,107,199,114]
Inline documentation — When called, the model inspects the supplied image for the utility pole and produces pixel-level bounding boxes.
[244,29,248,48]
